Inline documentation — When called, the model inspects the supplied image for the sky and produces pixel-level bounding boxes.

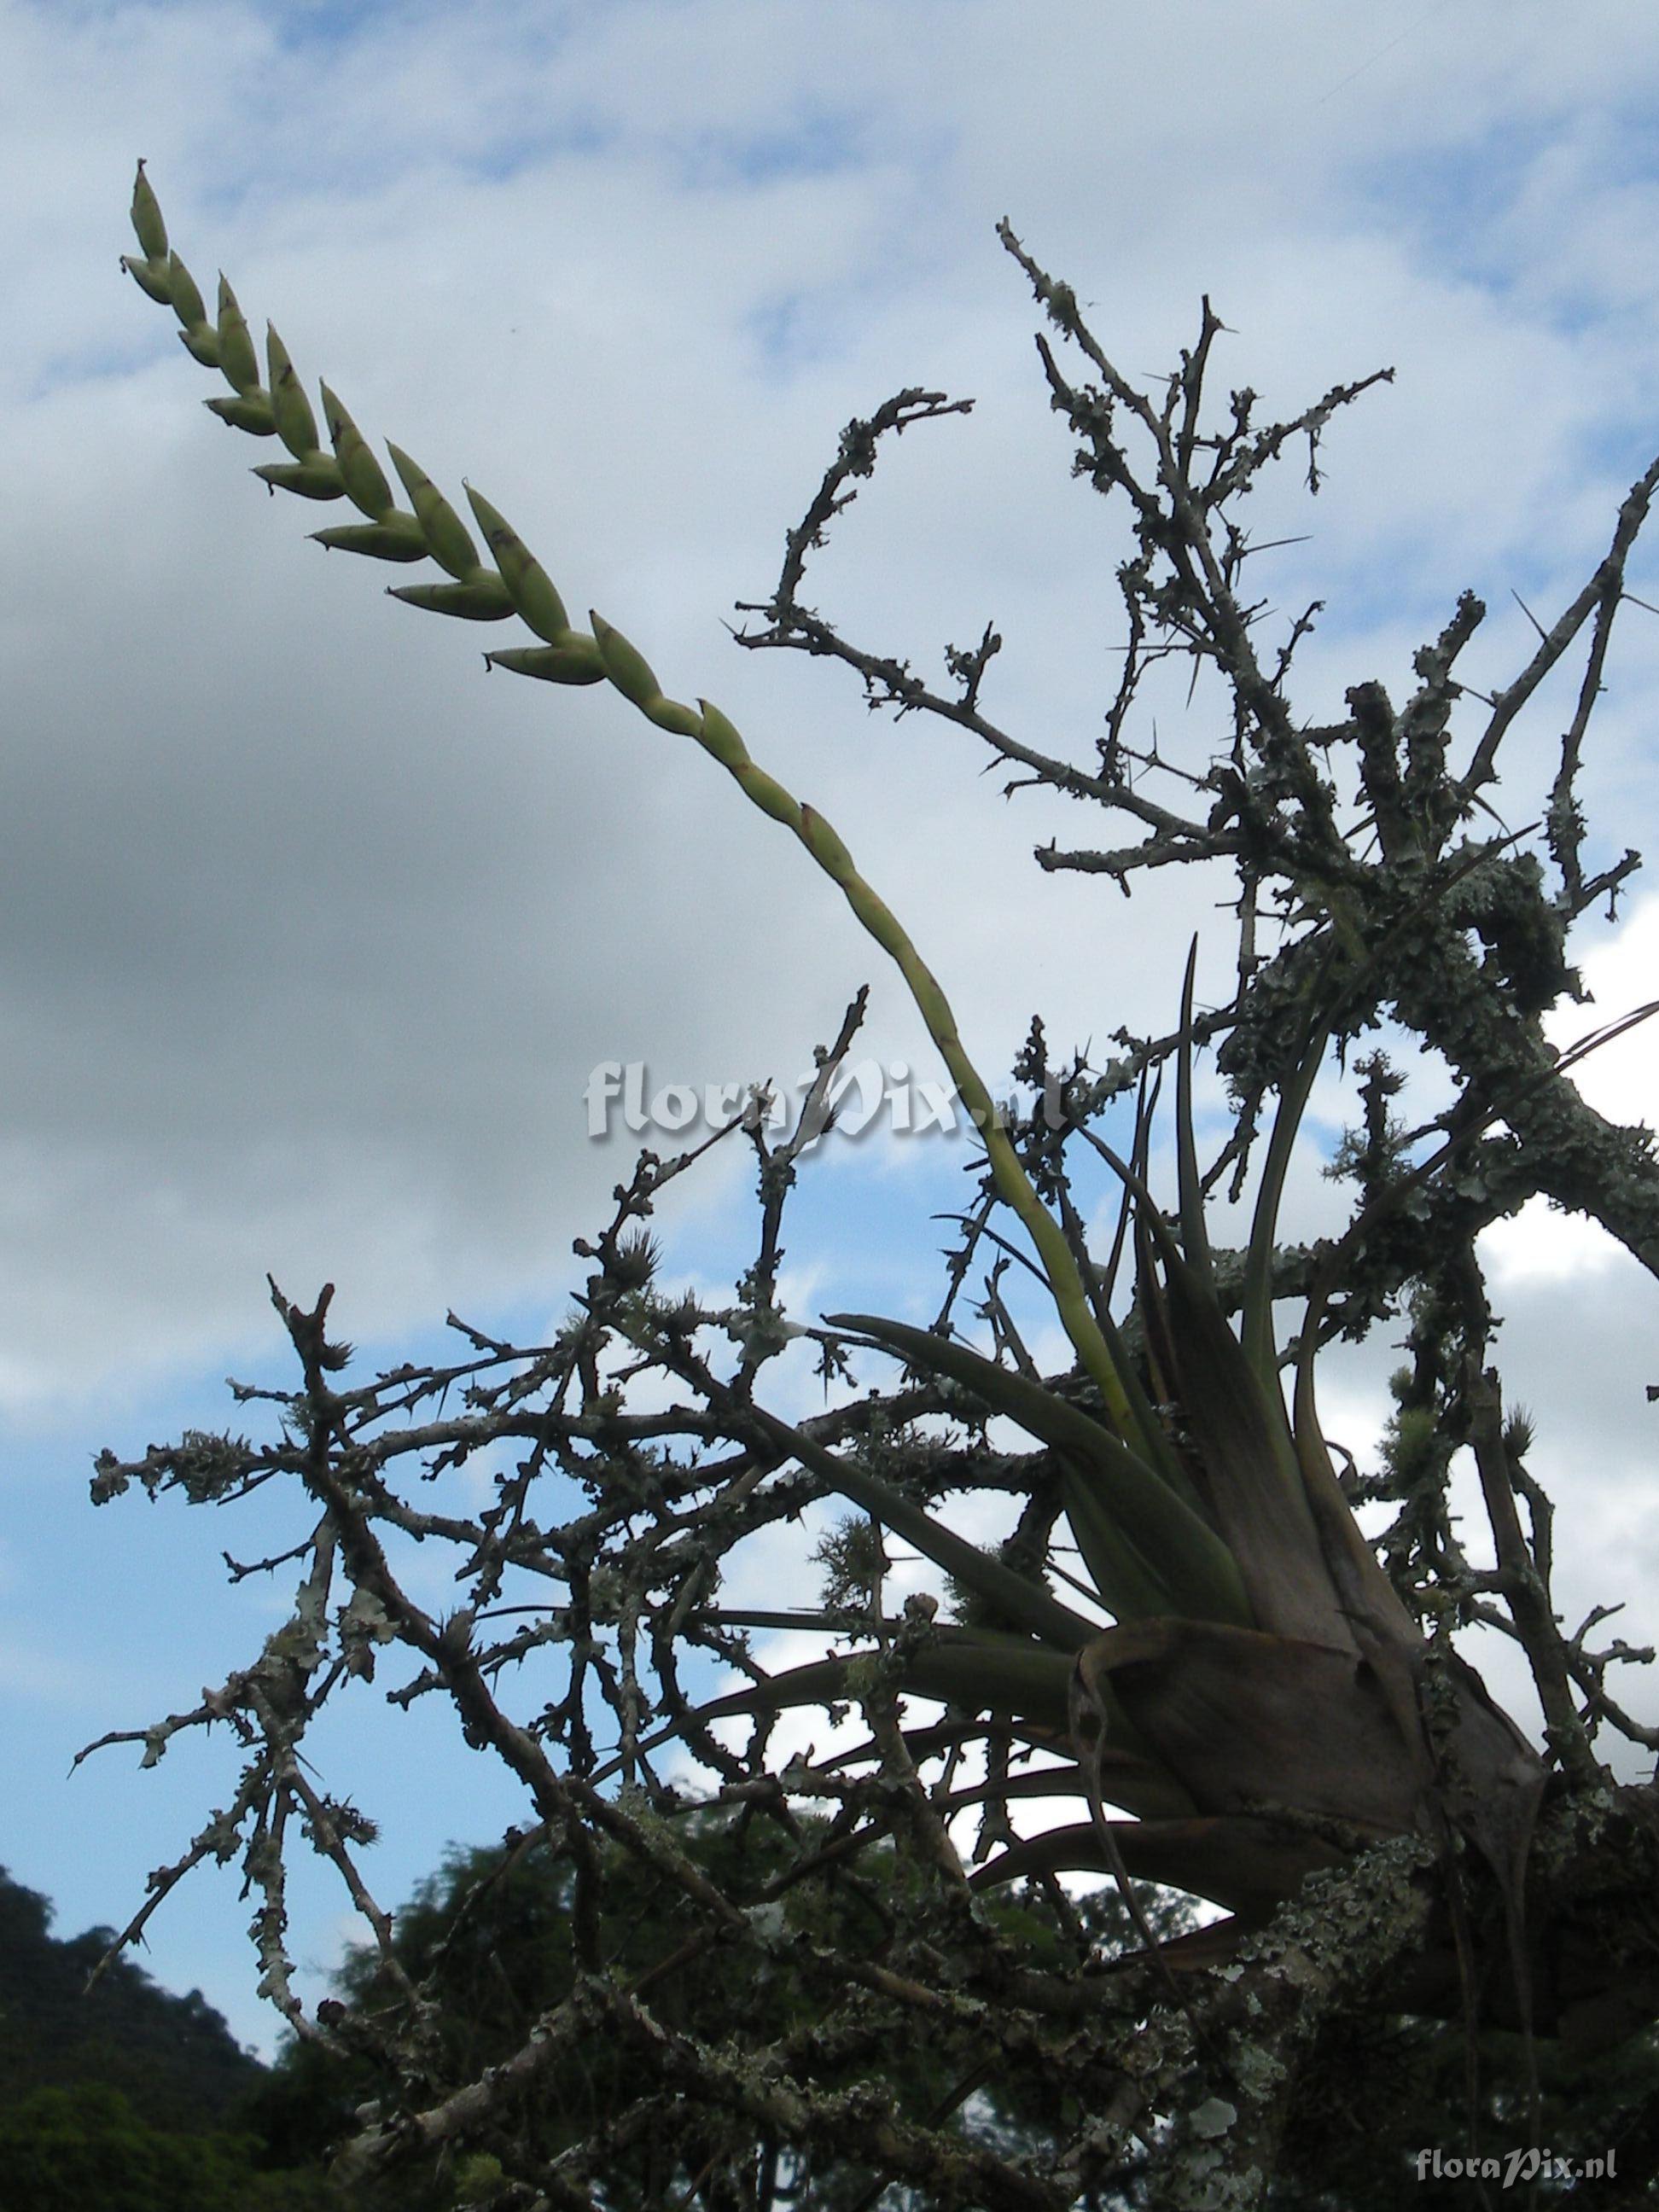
[4,0,1659,2060]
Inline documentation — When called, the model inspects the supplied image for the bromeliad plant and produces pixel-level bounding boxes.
[118,162,1556,1961]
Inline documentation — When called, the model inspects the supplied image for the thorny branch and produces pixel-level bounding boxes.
[739,225,1659,1280]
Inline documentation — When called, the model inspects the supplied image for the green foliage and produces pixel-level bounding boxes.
[248,1807,1189,2209]
[1269,2017,1659,2207]
[0,2082,333,2212]
[0,1868,335,2209]
[0,1866,259,2129]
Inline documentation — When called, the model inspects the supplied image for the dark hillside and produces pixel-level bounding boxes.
[0,1866,260,2132]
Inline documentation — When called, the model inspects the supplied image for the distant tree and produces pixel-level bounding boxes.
[249,1806,1189,2209]
[85,165,1659,2205]
[0,1868,335,2209]
[0,1866,260,2129]
[0,2081,332,2212]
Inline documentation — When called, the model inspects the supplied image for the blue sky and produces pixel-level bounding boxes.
[5,0,1659,2058]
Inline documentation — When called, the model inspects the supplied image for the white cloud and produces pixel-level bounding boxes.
[6,0,1659,2050]
[1551,892,1659,1124]
[1481,1194,1628,1287]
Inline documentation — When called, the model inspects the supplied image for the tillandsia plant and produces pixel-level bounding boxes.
[86,163,1659,2206]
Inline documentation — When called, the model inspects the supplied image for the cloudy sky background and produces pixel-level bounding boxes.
[5,0,1659,2058]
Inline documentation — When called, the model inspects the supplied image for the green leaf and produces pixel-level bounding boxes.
[969,1813,1342,1918]
[1174,939,1215,1292]
[827,1313,1249,1627]
[1240,1022,1328,1392]
[687,1633,1068,1735]
[1082,1138,1344,1643]
[748,1405,1100,1654]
